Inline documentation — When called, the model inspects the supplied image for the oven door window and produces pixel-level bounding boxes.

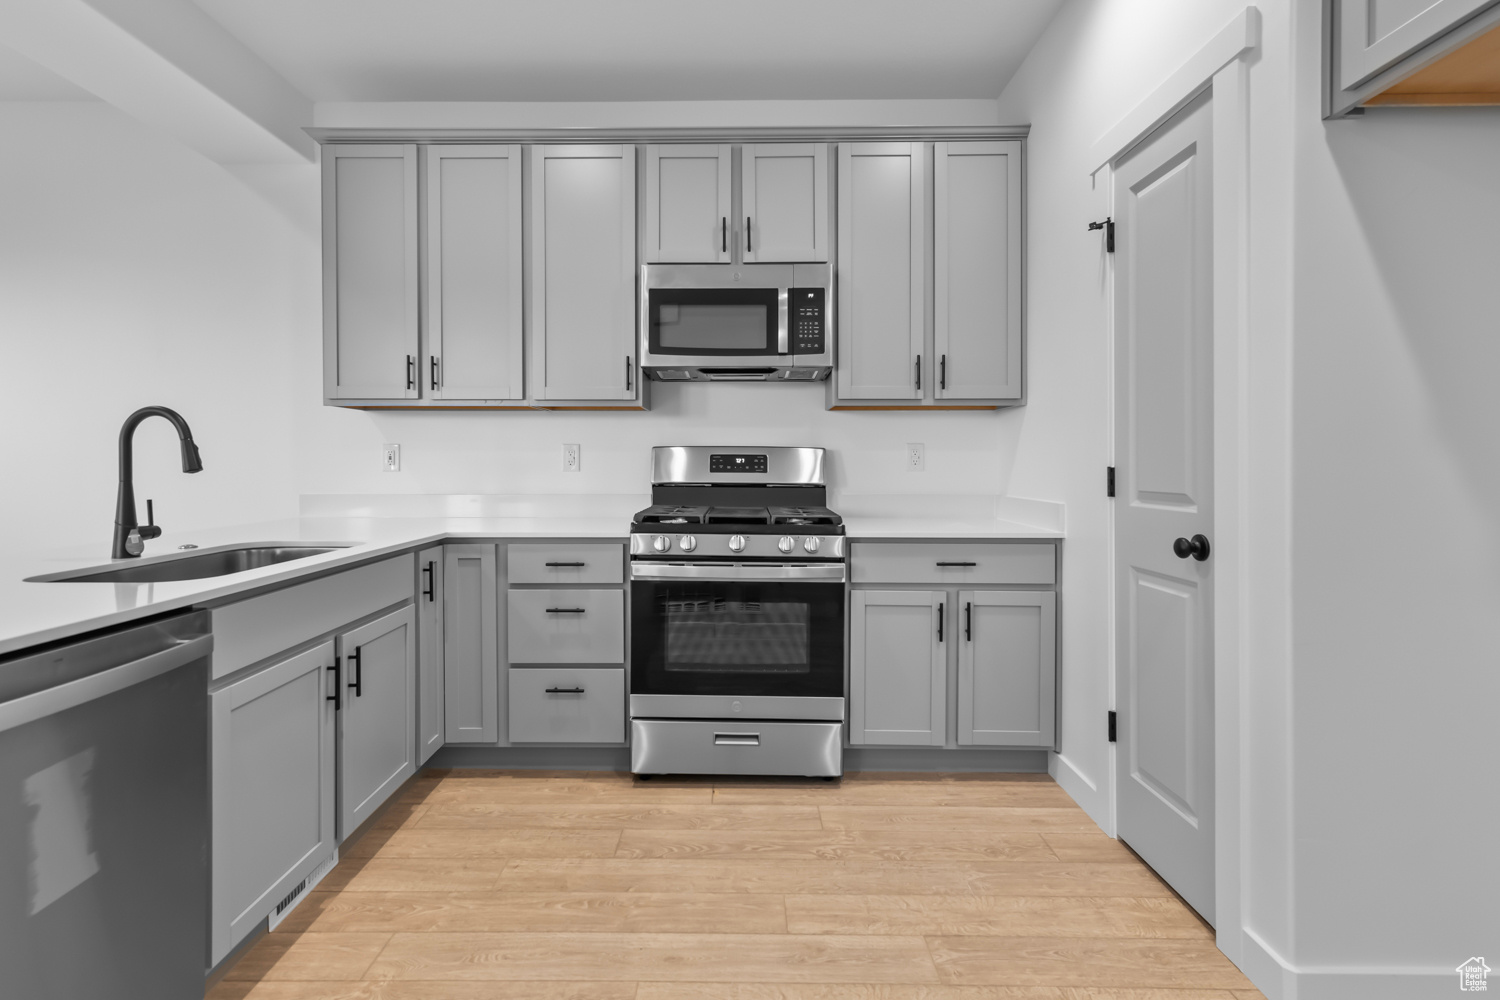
[631,579,843,698]
[648,288,780,356]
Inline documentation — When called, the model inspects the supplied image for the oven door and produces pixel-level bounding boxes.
[630,564,845,706]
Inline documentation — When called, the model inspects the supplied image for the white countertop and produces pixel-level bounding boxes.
[1,512,1062,658]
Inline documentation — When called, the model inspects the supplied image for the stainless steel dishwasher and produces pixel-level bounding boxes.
[0,610,211,999]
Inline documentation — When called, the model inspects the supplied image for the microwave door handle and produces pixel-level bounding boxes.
[778,289,789,355]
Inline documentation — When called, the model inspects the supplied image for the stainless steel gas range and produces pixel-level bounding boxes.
[629,446,846,777]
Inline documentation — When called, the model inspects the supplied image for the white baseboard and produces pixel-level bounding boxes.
[1049,750,1111,835]
[1239,926,1455,1000]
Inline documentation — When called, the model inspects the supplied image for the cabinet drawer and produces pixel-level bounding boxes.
[509,668,625,743]
[507,589,624,663]
[507,543,624,584]
[850,542,1055,586]
[211,556,413,680]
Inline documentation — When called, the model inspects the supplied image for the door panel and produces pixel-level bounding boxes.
[646,144,732,263]
[443,544,499,743]
[338,606,416,836]
[849,590,945,746]
[1113,89,1216,924]
[742,143,829,262]
[958,590,1055,747]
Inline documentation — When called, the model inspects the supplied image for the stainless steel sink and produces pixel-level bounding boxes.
[31,545,350,584]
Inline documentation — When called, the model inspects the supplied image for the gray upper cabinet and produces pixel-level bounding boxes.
[322,144,418,401]
[443,543,499,743]
[1339,0,1496,89]
[958,590,1056,747]
[835,142,925,401]
[337,605,417,836]
[742,143,830,263]
[645,144,732,263]
[210,641,336,965]
[530,144,640,403]
[424,145,524,401]
[934,141,1023,402]
[415,545,445,764]
[1329,0,1500,114]
[849,589,947,746]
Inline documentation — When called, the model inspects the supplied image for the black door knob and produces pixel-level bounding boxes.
[1173,534,1211,561]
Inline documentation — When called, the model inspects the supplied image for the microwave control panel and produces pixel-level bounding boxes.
[790,288,826,355]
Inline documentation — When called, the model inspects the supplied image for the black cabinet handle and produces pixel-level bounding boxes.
[422,561,435,601]
[625,357,633,392]
[936,561,977,567]
[545,561,586,568]
[914,355,921,390]
[347,646,362,697]
[746,216,752,254]
[545,607,586,614]
[327,659,341,710]
[937,601,944,642]
[430,356,439,390]
[406,355,415,390]
[940,354,947,390]
[965,601,972,642]
[545,686,586,694]
[1173,534,1211,561]
[722,217,727,254]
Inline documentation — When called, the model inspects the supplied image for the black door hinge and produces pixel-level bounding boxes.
[1088,217,1115,252]
[1108,710,1117,743]
[1106,466,1116,498]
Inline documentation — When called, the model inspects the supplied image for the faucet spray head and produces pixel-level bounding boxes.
[181,438,203,474]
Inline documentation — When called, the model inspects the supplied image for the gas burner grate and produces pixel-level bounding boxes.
[705,506,771,525]
[637,505,708,525]
[768,506,842,526]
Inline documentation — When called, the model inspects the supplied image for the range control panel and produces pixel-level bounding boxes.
[790,287,825,355]
[709,453,768,474]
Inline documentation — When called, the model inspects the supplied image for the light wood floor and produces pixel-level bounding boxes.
[210,770,1264,1000]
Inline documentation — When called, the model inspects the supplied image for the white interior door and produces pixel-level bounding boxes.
[1113,90,1216,924]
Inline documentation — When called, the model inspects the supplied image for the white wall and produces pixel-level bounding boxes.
[0,101,307,558]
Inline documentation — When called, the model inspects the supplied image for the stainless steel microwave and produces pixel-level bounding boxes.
[640,263,832,382]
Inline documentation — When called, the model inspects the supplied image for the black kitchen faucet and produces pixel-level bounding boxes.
[112,406,203,559]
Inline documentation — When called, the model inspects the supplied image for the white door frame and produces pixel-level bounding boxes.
[1091,6,1259,970]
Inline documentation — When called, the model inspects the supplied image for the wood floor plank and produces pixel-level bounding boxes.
[497,860,1174,897]
[424,782,715,805]
[928,937,1254,989]
[635,987,1245,1000]
[316,858,507,893]
[419,802,823,830]
[819,807,1098,833]
[345,827,621,859]
[210,983,635,999]
[714,783,1074,807]
[615,830,1058,862]
[365,932,940,983]
[222,932,393,981]
[275,890,786,934]
[784,895,1210,938]
[1039,835,1139,863]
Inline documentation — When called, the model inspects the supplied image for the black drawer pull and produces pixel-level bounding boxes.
[545,607,586,614]
[422,561,435,601]
[965,601,972,642]
[545,687,585,694]
[347,646,363,698]
[327,660,341,709]
[936,561,977,567]
[545,561,586,567]
[937,601,944,642]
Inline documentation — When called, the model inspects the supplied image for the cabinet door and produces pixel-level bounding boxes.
[958,590,1055,747]
[742,143,829,262]
[210,641,335,964]
[337,605,417,836]
[443,543,499,743]
[531,144,638,401]
[836,142,925,400]
[415,545,444,764]
[1338,0,1498,89]
[424,145,524,400]
[849,590,946,746]
[322,144,418,401]
[645,144,732,263]
[934,141,1023,402]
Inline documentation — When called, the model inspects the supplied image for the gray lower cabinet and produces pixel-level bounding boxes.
[849,590,947,746]
[210,641,336,965]
[508,667,626,743]
[958,590,1056,747]
[443,543,499,743]
[507,588,625,664]
[336,605,417,836]
[415,545,444,763]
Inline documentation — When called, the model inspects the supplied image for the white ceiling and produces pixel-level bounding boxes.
[188,0,1065,103]
[0,43,96,101]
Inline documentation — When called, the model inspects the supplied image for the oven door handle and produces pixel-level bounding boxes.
[714,733,761,746]
[630,562,846,582]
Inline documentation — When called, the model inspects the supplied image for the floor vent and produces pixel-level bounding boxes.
[266,848,338,931]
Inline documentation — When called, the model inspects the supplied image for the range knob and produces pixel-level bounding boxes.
[778,535,795,554]
[652,535,671,553]
[728,534,748,553]
[803,536,821,553]
[679,535,697,552]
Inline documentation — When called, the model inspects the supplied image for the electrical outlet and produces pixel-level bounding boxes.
[382,444,400,472]
[562,443,581,472]
[906,443,925,472]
